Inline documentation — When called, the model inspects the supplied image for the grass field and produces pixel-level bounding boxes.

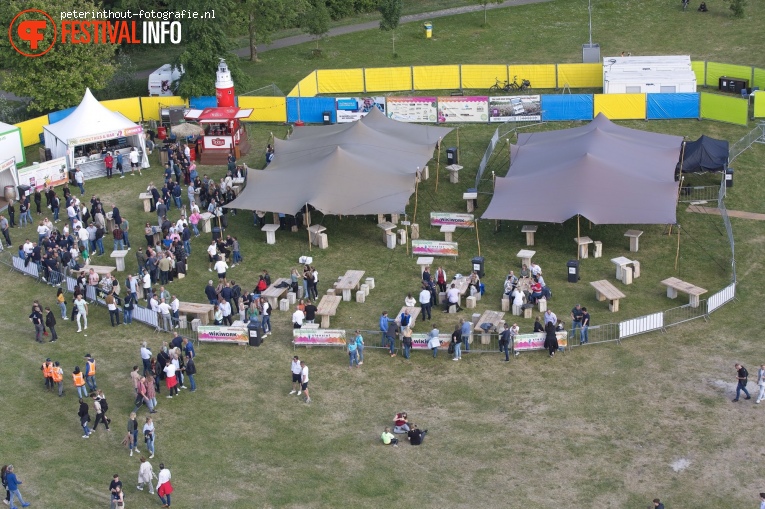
[4,1,765,508]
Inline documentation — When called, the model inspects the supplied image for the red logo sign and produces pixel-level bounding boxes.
[211,138,225,146]
[9,9,56,57]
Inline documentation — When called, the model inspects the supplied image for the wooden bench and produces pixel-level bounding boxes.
[261,278,292,309]
[473,310,506,344]
[336,270,365,302]
[178,302,215,325]
[661,277,708,308]
[395,306,421,329]
[522,225,537,246]
[589,280,626,312]
[316,295,341,328]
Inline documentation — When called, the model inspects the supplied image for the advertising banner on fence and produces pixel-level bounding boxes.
[412,240,458,257]
[293,329,347,346]
[385,97,438,123]
[411,333,451,349]
[336,97,386,123]
[16,157,68,190]
[67,125,144,147]
[198,325,248,345]
[437,96,488,123]
[430,212,475,228]
[489,95,542,122]
[513,331,568,352]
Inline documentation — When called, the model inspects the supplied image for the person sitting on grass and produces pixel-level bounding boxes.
[381,427,398,447]
[407,424,428,446]
[393,412,411,434]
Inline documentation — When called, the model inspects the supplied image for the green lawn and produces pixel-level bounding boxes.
[4,1,765,507]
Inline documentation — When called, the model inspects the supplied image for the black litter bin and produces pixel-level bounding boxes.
[17,184,31,199]
[322,111,332,125]
[248,320,264,346]
[567,260,580,283]
[212,226,222,241]
[471,256,485,278]
[446,147,458,165]
[726,167,734,188]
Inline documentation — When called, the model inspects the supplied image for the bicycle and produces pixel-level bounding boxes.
[489,78,512,93]
[509,75,531,92]
[489,76,531,94]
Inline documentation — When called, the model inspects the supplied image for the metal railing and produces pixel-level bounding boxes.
[678,186,720,203]
[729,122,765,164]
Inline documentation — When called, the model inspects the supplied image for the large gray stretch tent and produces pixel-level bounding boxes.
[227,108,452,215]
[482,113,683,224]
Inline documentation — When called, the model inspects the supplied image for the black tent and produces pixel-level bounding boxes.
[677,135,729,174]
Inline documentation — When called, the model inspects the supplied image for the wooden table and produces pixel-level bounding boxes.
[395,306,421,329]
[231,185,241,197]
[105,212,115,235]
[451,276,472,307]
[624,229,643,252]
[178,302,215,325]
[261,278,292,309]
[463,191,478,213]
[139,192,153,213]
[232,177,245,186]
[473,310,506,344]
[110,250,129,272]
[85,265,117,276]
[316,295,341,328]
[336,270,365,302]
[377,221,396,244]
[516,249,536,268]
[416,257,433,278]
[440,224,456,242]
[589,280,626,312]
[610,256,633,280]
[445,164,463,183]
[522,225,538,246]
[200,212,214,233]
[574,236,593,259]
[308,224,326,246]
[661,277,708,308]
[261,224,280,245]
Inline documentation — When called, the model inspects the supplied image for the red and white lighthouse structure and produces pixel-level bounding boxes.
[215,59,235,107]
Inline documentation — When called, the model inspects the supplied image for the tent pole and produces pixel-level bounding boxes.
[669,175,684,235]
[674,223,680,271]
[669,141,687,235]
[306,203,312,252]
[435,138,441,193]
[457,128,460,164]
[576,214,581,260]
[492,171,497,232]
[475,218,481,257]
[413,172,420,224]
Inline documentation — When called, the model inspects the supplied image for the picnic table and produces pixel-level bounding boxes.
[178,302,215,325]
[336,270,365,302]
[473,310,506,344]
[589,280,626,312]
[451,276,471,307]
[308,224,327,246]
[440,224,456,242]
[416,256,433,278]
[574,236,593,259]
[516,249,536,268]
[624,229,643,252]
[610,256,634,280]
[261,223,280,245]
[522,225,538,246]
[139,192,153,213]
[316,294,341,328]
[261,278,292,309]
[110,250,129,271]
[395,306,421,329]
[661,277,708,308]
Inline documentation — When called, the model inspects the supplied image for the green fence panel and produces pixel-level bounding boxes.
[753,68,765,90]
[705,62,752,87]
[691,61,705,87]
[700,92,748,126]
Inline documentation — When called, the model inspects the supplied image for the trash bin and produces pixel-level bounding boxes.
[212,226,222,241]
[567,260,580,283]
[726,167,734,188]
[471,256,485,278]
[157,126,167,140]
[248,319,264,347]
[424,22,432,39]
[322,111,332,125]
[447,147,458,165]
[17,184,31,199]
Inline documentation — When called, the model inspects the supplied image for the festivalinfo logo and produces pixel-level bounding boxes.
[9,7,215,57]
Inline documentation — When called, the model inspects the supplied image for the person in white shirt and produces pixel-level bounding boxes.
[170,296,180,328]
[142,272,151,300]
[404,293,416,307]
[214,257,228,283]
[22,239,34,256]
[157,299,172,331]
[129,147,141,176]
[289,356,303,395]
[443,283,461,312]
[140,342,152,375]
[292,307,305,329]
[207,242,218,272]
[300,361,310,403]
[530,262,542,277]
[137,457,155,494]
[219,299,232,326]
[512,288,525,308]
[150,295,159,312]
[183,144,191,159]
[156,463,171,506]
[418,287,432,321]
[77,225,89,250]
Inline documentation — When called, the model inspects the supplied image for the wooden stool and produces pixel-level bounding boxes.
[360,283,369,296]
[471,313,481,325]
[191,318,201,332]
[438,292,446,305]
[473,290,481,301]
[449,304,458,314]
[386,233,396,249]
[287,292,297,304]
[512,304,522,316]
[297,287,304,299]
[466,296,476,309]
[622,266,633,285]
[632,260,641,278]
[593,241,602,258]
[411,223,419,240]
[365,277,375,290]
[398,229,407,245]
[537,298,547,312]
[317,233,329,249]
[279,298,289,311]
[178,315,188,328]
[501,297,510,312]
[523,307,533,319]
[326,289,336,296]
[356,290,365,303]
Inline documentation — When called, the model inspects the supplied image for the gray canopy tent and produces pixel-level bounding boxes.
[482,114,683,225]
[227,108,452,215]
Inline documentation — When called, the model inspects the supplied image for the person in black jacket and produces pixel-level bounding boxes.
[407,425,427,446]
[45,307,57,342]
[544,321,558,358]
[185,354,197,392]
[78,398,92,438]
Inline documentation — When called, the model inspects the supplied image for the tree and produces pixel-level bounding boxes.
[378,0,402,56]
[302,1,331,51]
[722,0,747,17]
[171,0,249,98]
[0,0,117,113]
[477,0,503,26]
[240,0,306,62]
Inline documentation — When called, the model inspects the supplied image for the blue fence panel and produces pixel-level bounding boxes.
[541,94,594,121]
[287,97,337,124]
[48,106,76,124]
[646,93,700,119]
[189,96,218,109]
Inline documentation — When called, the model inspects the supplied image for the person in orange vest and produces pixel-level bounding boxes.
[41,358,54,391]
[51,361,64,397]
[72,366,88,398]
[84,354,97,392]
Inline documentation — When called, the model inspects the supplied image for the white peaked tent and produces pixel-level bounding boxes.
[43,88,149,169]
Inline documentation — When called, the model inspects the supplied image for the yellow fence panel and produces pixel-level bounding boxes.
[461,65,508,90]
[237,97,287,122]
[593,94,646,120]
[509,64,556,89]
[15,115,49,147]
[752,67,765,90]
[754,92,765,118]
[365,66,412,92]
[139,96,188,121]
[101,97,142,122]
[413,65,460,91]
[317,69,365,94]
[691,61,706,87]
[557,63,601,88]
[288,71,318,97]
[705,62,751,87]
